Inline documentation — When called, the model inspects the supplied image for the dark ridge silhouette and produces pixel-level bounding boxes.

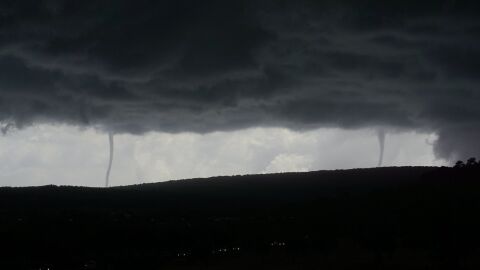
[1,165,480,269]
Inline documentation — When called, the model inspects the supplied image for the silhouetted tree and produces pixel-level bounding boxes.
[467,157,477,167]
[454,157,479,169]
[454,160,465,168]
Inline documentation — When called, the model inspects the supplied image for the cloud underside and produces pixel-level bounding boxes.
[0,0,479,160]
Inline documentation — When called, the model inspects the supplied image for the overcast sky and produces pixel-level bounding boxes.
[0,124,444,187]
[0,1,478,186]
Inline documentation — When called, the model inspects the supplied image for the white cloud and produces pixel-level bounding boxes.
[263,154,313,173]
[0,125,447,187]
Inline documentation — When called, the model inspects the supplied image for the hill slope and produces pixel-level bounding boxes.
[1,166,480,269]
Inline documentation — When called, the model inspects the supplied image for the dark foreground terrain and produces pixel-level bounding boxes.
[1,166,480,269]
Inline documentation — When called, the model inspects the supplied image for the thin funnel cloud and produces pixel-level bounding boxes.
[1,122,15,136]
[377,130,386,167]
[105,132,114,187]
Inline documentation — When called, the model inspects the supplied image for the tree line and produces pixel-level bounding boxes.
[454,157,480,168]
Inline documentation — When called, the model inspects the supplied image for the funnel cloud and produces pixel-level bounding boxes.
[1,122,15,136]
[105,133,114,187]
[377,130,386,167]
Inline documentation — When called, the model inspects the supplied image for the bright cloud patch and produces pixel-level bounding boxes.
[0,125,446,187]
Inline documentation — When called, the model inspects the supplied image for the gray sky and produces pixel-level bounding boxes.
[0,1,478,186]
[0,124,444,187]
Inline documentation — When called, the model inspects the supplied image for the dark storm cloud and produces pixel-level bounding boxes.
[1,0,480,160]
